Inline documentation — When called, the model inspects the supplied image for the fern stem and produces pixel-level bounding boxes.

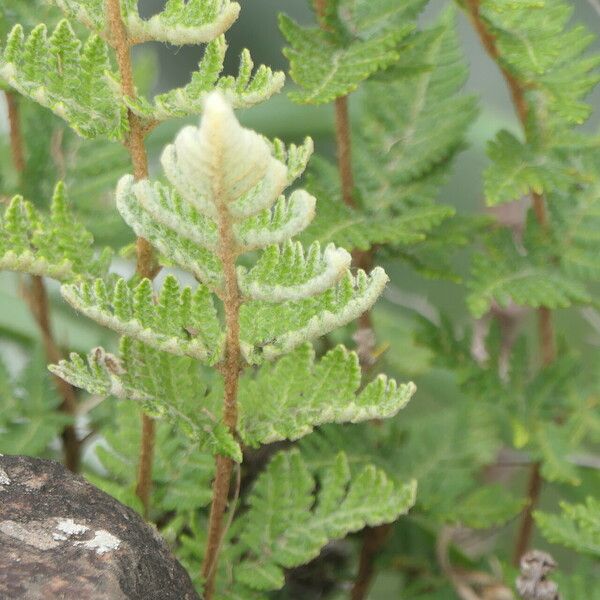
[464,0,556,564]
[106,0,158,518]
[313,0,328,25]
[5,92,26,172]
[5,90,81,472]
[351,523,392,600]
[512,461,542,566]
[134,412,156,514]
[334,96,356,209]
[201,191,242,599]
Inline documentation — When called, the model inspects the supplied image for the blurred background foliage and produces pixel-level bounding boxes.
[1,1,600,598]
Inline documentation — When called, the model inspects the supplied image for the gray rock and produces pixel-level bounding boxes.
[0,455,201,600]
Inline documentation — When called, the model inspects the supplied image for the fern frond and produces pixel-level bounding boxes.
[303,10,471,255]
[279,13,410,105]
[305,189,454,250]
[231,449,416,592]
[535,498,600,558]
[442,484,526,529]
[551,169,600,281]
[113,95,391,366]
[0,20,125,139]
[238,343,415,447]
[535,422,581,485]
[60,275,224,363]
[300,396,503,527]
[239,268,389,363]
[49,339,241,461]
[125,38,284,121]
[0,183,110,281]
[122,0,240,45]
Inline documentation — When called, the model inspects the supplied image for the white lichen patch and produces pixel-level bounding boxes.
[75,529,121,555]
[0,467,10,486]
[53,518,89,541]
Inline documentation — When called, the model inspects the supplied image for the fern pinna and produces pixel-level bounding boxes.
[49,92,417,597]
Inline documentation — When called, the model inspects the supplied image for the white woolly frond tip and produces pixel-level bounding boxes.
[160,91,288,219]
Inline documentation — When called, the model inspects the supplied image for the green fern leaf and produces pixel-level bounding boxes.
[467,229,591,317]
[231,449,416,592]
[336,0,428,38]
[484,130,571,205]
[442,484,526,529]
[122,0,240,45]
[0,20,125,139]
[238,343,415,446]
[303,10,472,255]
[0,183,111,281]
[0,349,70,456]
[300,396,502,528]
[303,158,454,251]
[550,168,600,281]
[357,10,478,192]
[305,184,454,250]
[125,38,284,121]
[480,0,600,126]
[86,400,216,513]
[535,422,581,485]
[237,241,351,302]
[239,268,389,363]
[60,275,224,363]
[49,339,240,461]
[535,497,600,557]
[279,13,410,105]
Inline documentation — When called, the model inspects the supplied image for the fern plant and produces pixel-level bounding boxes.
[2,0,418,594]
[49,92,417,597]
[2,0,600,597]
